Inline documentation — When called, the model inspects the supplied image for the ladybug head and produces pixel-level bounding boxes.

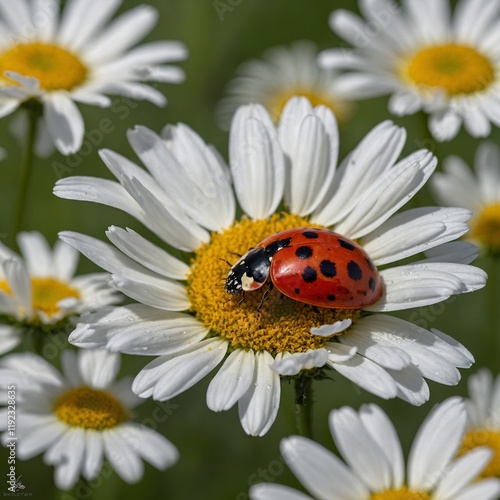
[225,248,271,294]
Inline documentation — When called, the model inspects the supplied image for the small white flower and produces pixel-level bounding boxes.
[459,369,500,479]
[321,0,500,141]
[431,141,500,253]
[250,398,500,500]
[0,231,119,355]
[55,97,485,436]
[0,349,179,490]
[0,0,187,155]
[217,41,351,128]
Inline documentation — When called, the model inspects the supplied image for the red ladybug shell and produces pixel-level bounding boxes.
[256,227,383,309]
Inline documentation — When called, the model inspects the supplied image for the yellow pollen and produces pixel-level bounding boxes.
[0,277,80,318]
[267,87,349,123]
[404,43,495,95]
[0,42,88,91]
[371,487,431,500]
[472,204,500,252]
[54,386,127,430]
[187,213,358,355]
[459,429,500,478]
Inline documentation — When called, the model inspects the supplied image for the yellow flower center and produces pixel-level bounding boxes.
[0,42,88,91]
[267,87,349,123]
[187,213,359,355]
[0,277,80,318]
[471,204,500,251]
[371,488,430,500]
[404,43,495,95]
[459,429,500,478]
[54,386,127,430]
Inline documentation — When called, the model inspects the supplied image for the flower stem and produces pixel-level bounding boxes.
[294,375,313,438]
[11,104,41,247]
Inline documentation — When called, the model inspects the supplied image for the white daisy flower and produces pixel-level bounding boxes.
[0,348,179,490]
[431,141,500,253]
[0,231,119,356]
[54,97,486,436]
[458,369,500,479]
[250,397,500,500]
[320,0,500,141]
[217,41,352,128]
[0,0,187,155]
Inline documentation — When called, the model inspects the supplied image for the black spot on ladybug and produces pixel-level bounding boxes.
[319,259,337,278]
[327,294,336,301]
[295,246,313,259]
[302,266,317,283]
[294,288,300,295]
[366,257,375,271]
[338,238,355,251]
[347,260,362,281]
[368,277,376,292]
[302,231,318,239]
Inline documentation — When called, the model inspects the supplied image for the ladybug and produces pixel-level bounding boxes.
[225,227,383,309]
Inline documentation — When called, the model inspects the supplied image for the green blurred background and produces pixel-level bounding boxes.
[0,0,498,499]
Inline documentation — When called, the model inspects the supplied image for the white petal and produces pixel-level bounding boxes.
[238,350,281,437]
[78,349,120,389]
[17,231,53,276]
[466,369,493,427]
[17,418,66,459]
[229,104,285,219]
[271,349,329,376]
[312,121,406,227]
[423,242,479,265]
[474,141,500,204]
[428,110,462,142]
[207,349,255,411]
[4,259,32,317]
[44,93,84,155]
[58,0,120,50]
[453,479,500,500]
[311,319,352,337]
[359,404,404,488]
[330,406,392,491]
[84,5,158,63]
[106,226,189,280]
[408,397,466,490]
[386,364,430,406]
[119,422,179,470]
[367,263,475,312]
[362,207,471,265]
[82,430,104,480]
[329,352,398,400]
[132,338,227,400]
[325,342,357,362]
[435,447,494,499]
[102,428,143,483]
[280,436,368,500]
[52,239,79,281]
[250,483,312,500]
[335,150,437,239]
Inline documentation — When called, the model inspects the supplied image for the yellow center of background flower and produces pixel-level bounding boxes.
[0,277,80,318]
[54,386,127,430]
[459,428,500,478]
[268,87,347,122]
[188,213,358,355]
[0,42,88,91]
[371,487,430,500]
[472,204,500,252]
[405,43,494,95]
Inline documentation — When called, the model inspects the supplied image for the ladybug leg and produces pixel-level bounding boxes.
[311,305,324,321]
[219,258,233,267]
[229,251,243,258]
[237,292,246,307]
[257,282,274,311]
